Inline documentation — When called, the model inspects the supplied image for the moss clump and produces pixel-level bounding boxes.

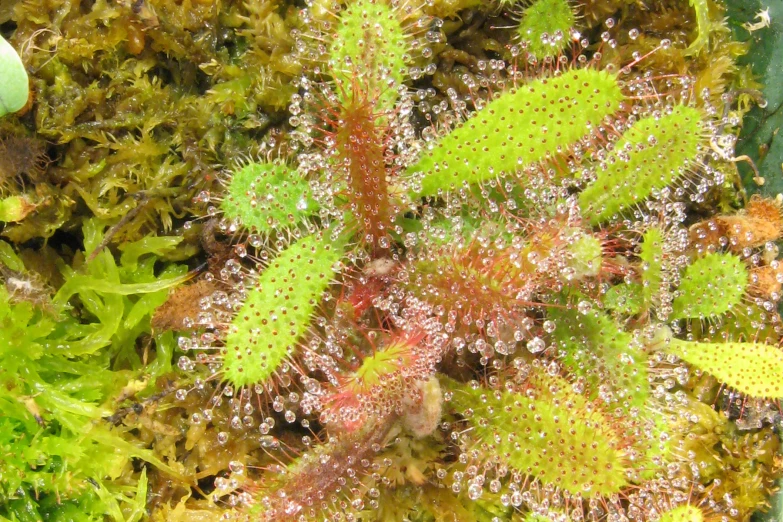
[0,222,187,520]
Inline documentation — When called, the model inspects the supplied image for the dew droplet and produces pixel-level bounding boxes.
[527,337,546,354]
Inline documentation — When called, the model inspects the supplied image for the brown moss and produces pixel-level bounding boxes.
[689,196,783,253]
[0,135,49,192]
[151,279,219,332]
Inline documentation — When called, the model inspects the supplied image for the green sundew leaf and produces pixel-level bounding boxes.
[221,161,316,234]
[408,68,624,198]
[222,229,346,389]
[667,339,783,399]
[670,252,748,320]
[639,227,664,311]
[660,505,704,522]
[566,233,603,279]
[604,282,643,315]
[548,304,650,412]
[330,0,410,109]
[579,105,704,224]
[0,35,29,117]
[517,0,576,60]
[445,377,630,498]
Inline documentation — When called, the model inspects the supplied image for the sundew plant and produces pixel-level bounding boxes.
[1,0,783,521]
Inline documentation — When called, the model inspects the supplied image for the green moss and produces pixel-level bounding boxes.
[0,221,186,520]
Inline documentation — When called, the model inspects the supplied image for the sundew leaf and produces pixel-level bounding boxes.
[670,252,748,320]
[667,339,783,399]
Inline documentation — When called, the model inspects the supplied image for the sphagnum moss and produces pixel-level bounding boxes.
[3,0,783,521]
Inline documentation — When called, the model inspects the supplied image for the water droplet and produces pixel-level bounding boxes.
[527,337,546,354]
[577,300,593,315]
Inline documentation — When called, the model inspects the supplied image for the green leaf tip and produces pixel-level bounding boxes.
[640,226,665,310]
[671,252,747,320]
[407,68,624,198]
[659,505,704,522]
[667,339,783,399]
[220,162,315,235]
[0,35,29,117]
[566,233,602,279]
[446,377,630,497]
[579,104,704,224]
[517,0,576,60]
[549,304,650,412]
[330,0,411,108]
[221,230,345,389]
